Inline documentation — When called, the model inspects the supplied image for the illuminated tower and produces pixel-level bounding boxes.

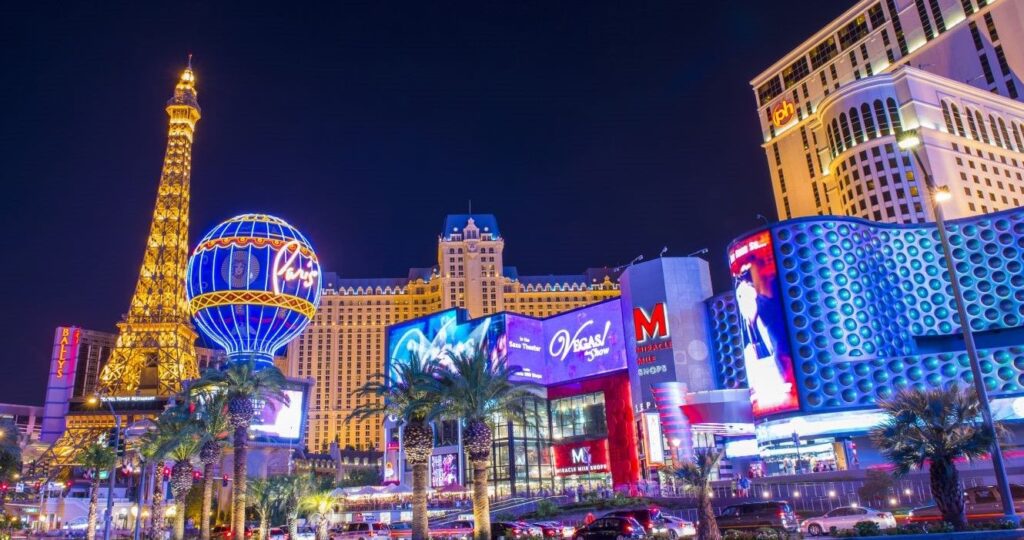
[97,61,201,396]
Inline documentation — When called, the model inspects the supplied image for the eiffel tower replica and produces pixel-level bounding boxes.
[37,60,202,472]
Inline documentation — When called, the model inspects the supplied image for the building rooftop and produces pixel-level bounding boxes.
[442,214,500,238]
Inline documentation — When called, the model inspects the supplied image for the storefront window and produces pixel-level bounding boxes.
[552,392,607,441]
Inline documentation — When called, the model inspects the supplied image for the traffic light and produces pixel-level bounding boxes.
[162,465,171,480]
[221,474,228,487]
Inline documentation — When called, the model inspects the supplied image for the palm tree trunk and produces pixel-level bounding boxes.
[471,460,490,540]
[87,475,100,540]
[233,425,248,540]
[152,474,165,538]
[174,500,186,540]
[259,514,268,540]
[201,464,214,540]
[411,462,429,540]
[930,458,967,530]
[287,511,298,540]
[696,490,720,540]
[316,516,329,540]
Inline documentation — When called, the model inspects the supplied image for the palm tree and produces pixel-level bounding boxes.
[77,442,116,540]
[138,424,169,538]
[149,402,203,540]
[191,393,232,540]
[277,473,316,540]
[870,385,1002,531]
[349,354,440,540]
[248,478,277,540]
[300,490,339,540]
[428,346,539,540]
[674,448,723,540]
[0,419,22,511]
[191,360,288,540]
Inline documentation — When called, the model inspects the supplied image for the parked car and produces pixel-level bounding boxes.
[333,523,391,540]
[715,501,799,534]
[293,527,316,540]
[908,484,1024,523]
[532,521,575,538]
[492,521,544,540]
[431,520,473,539]
[212,525,254,540]
[572,516,646,540]
[801,506,897,536]
[658,516,695,539]
[602,509,663,534]
[388,522,412,538]
[268,528,289,540]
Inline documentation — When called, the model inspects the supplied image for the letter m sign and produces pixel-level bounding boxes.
[634,303,669,342]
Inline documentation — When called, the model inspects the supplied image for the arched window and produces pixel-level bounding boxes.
[874,100,890,135]
[966,108,979,140]
[1012,122,1024,152]
[990,115,1003,148]
[941,101,955,134]
[886,98,903,134]
[998,117,1012,151]
[850,107,864,143]
[840,112,853,148]
[827,123,838,156]
[861,103,876,139]
[832,118,844,153]
[950,103,966,137]
[975,111,990,144]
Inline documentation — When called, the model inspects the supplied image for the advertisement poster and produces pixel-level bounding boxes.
[728,231,799,417]
[430,452,460,489]
[249,388,306,441]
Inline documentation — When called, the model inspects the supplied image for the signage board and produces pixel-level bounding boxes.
[552,439,610,476]
[429,452,460,489]
[771,98,797,128]
[728,231,800,417]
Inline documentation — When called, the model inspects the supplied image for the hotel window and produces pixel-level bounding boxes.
[809,37,838,69]
[980,54,996,85]
[868,3,886,27]
[757,76,783,105]
[984,13,999,41]
[961,0,973,15]
[914,0,935,40]
[838,15,869,50]
[782,57,810,89]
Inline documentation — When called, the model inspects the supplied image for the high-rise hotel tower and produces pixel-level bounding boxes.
[288,215,620,452]
[752,0,1024,223]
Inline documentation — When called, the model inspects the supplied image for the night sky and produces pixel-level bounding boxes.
[1,1,849,404]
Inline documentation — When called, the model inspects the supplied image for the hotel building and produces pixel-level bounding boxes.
[751,0,1024,223]
[287,214,620,453]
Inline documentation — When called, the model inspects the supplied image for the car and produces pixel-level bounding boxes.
[658,516,695,539]
[801,506,896,536]
[907,484,1024,523]
[572,517,645,540]
[515,522,542,537]
[532,521,574,538]
[431,520,473,539]
[334,523,391,540]
[491,521,543,540]
[293,528,316,540]
[602,509,664,534]
[268,528,288,540]
[212,526,254,540]
[388,522,412,538]
[715,501,799,534]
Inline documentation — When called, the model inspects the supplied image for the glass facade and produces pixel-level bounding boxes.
[488,396,553,497]
[551,392,607,441]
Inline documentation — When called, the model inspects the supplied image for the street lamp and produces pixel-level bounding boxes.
[87,393,123,540]
[898,128,1020,526]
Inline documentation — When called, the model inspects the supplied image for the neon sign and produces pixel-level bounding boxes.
[633,303,670,342]
[55,327,80,379]
[272,240,320,295]
[771,99,797,128]
[552,439,610,476]
[548,320,612,362]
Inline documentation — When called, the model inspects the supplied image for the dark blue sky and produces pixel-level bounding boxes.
[0,1,849,404]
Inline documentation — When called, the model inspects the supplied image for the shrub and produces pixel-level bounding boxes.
[533,499,558,518]
[853,521,881,537]
[857,470,895,504]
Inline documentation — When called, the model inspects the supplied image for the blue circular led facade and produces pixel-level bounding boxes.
[186,214,322,366]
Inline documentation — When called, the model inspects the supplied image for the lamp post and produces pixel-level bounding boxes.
[88,395,123,540]
[898,128,1020,526]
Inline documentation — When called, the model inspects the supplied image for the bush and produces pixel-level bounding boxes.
[857,470,895,503]
[853,521,881,537]
[533,499,558,518]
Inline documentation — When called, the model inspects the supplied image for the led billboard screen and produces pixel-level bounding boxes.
[249,387,306,442]
[430,452,460,488]
[728,231,799,417]
[386,300,627,386]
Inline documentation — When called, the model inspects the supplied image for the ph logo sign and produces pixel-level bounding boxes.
[771,99,796,128]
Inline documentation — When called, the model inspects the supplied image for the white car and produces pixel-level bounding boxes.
[801,506,897,536]
[333,523,391,540]
[658,516,696,539]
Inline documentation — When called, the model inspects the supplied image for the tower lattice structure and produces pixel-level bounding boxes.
[97,62,202,396]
